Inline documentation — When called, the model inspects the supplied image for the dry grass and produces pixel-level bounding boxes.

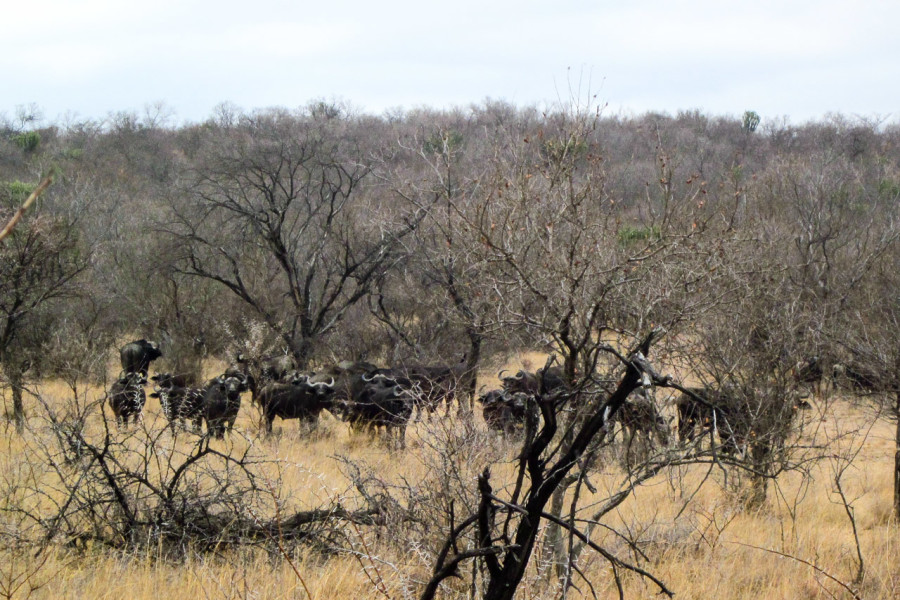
[0,370,897,600]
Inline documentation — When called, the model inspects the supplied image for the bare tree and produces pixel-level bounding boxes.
[0,177,86,431]
[409,101,730,597]
[833,251,900,519]
[420,335,674,600]
[759,146,900,516]
[678,263,821,508]
[372,118,520,409]
[167,108,425,367]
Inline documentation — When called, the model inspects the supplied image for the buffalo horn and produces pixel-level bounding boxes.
[314,377,335,388]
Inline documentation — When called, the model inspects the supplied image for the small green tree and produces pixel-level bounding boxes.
[12,131,40,153]
[742,110,761,133]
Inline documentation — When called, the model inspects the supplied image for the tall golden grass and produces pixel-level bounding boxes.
[0,360,896,599]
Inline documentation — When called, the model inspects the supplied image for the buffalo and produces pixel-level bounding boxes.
[676,386,811,456]
[257,378,336,433]
[356,368,423,412]
[376,359,472,416]
[311,359,469,418]
[500,366,568,397]
[477,389,532,436]
[309,361,382,409]
[150,372,204,433]
[108,372,147,427]
[340,383,414,448]
[675,387,746,452]
[150,371,191,389]
[615,390,670,465]
[260,354,298,384]
[203,375,245,438]
[832,362,880,393]
[221,353,295,406]
[120,339,162,377]
[617,392,670,447]
[325,365,416,447]
[224,356,255,387]
[792,356,825,399]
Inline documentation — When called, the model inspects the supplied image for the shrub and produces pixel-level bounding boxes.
[12,131,40,153]
[617,224,661,246]
[0,180,37,206]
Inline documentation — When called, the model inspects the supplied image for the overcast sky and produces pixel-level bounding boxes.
[3,0,898,127]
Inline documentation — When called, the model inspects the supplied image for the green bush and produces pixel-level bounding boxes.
[540,138,588,164]
[617,224,660,247]
[742,110,761,133]
[1,180,37,207]
[423,130,463,155]
[12,131,40,152]
[878,179,900,199]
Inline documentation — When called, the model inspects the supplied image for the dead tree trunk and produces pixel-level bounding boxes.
[2,363,26,433]
[460,330,482,415]
[11,377,24,434]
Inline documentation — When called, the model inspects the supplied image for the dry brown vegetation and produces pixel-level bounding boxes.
[3,102,900,598]
[0,362,896,599]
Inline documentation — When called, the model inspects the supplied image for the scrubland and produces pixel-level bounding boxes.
[0,368,895,600]
[4,104,900,598]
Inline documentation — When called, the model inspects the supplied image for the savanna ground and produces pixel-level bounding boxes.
[0,353,896,600]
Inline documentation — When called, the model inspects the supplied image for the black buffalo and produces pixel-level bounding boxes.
[415,363,468,413]
[676,386,810,455]
[615,390,670,465]
[222,353,295,406]
[500,366,569,397]
[477,389,532,436]
[356,368,420,409]
[203,376,244,438]
[257,378,336,433]
[793,356,825,398]
[108,372,147,427]
[339,381,414,448]
[120,339,162,377]
[310,361,381,408]
[260,354,297,383]
[150,371,191,389]
[675,387,744,451]
[363,361,469,416]
[150,373,204,433]
[832,363,880,393]
[216,356,256,406]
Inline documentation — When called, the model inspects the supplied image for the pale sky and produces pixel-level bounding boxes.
[3,0,898,126]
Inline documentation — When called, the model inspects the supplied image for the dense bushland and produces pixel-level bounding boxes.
[1,101,899,598]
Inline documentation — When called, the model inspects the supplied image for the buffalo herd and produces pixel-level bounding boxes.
[108,340,853,453]
[108,341,472,446]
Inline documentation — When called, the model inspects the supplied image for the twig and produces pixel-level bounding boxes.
[727,541,862,600]
[0,173,54,242]
[833,468,865,585]
[538,510,675,597]
[247,484,314,600]
[348,519,394,600]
